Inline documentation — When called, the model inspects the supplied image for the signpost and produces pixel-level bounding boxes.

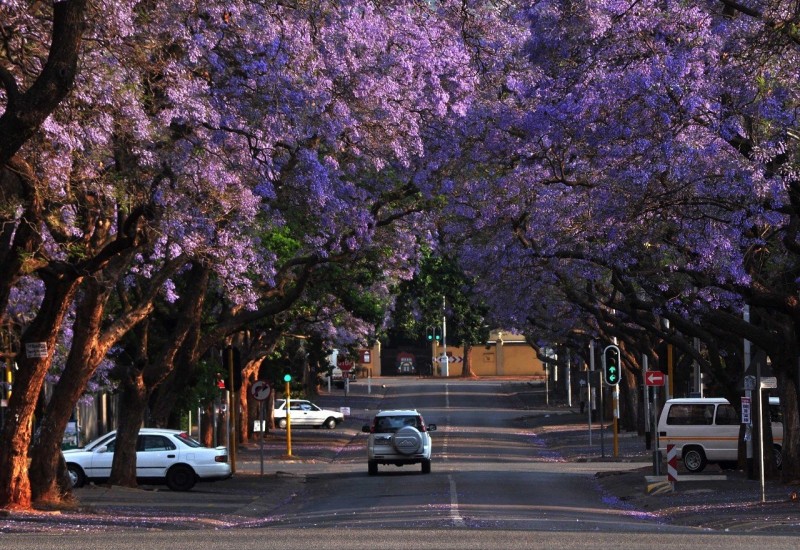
[340,361,353,396]
[284,374,292,457]
[645,369,664,475]
[250,380,271,475]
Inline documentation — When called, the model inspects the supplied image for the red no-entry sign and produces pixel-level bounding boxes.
[645,371,665,386]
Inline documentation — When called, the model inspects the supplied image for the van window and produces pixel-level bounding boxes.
[666,404,715,425]
[715,404,739,425]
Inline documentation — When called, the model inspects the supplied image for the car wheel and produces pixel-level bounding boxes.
[368,460,378,476]
[392,426,423,455]
[67,464,86,488]
[323,417,337,429]
[421,459,431,474]
[774,445,783,470]
[166,465,196,491]
[277,418,288,429]
[682,447,707,473]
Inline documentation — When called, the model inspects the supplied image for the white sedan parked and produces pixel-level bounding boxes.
[62,428,231,491]
[273,399,344,429]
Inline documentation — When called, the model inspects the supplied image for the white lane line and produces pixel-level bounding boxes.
[448,474,465,527]
[442,384,450,458]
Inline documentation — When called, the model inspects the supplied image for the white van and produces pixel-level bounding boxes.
[657,397,782,473]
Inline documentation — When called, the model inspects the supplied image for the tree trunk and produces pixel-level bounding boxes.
[0,1,88,165]
[28,272,122,503]
[108,262,209,484]
[0,274,80,510]
[109,363,148,487]
[460,343,475,377]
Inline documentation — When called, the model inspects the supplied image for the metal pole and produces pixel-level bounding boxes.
[599,345,606,458]
[757,361,765,503]
[744,305,753,469]
[643,355,651,450]
[227,346,237,473]
[588,340,595,446]
[285,380,292,457]
[260,402,265,476]
[442,297,449,377]
[653,386,661,475]
[566,353,572,407]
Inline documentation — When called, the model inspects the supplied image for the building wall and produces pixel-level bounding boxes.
[361,333,545,378]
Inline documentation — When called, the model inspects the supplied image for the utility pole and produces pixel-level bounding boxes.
[442,297,449,377]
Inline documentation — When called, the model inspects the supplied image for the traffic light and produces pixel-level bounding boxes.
[426,327,441,342]
[603,345,621,386]
[283,373,292,383]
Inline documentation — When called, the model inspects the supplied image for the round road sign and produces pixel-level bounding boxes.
[250,380,271,401]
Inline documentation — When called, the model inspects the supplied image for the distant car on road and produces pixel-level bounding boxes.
[62,428,231,491]
[273,399,344,429]
[362,409,436,475]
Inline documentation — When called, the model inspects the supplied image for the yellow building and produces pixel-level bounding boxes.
[361,331,546,378]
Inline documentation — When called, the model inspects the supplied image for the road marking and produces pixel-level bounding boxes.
[441,384,450,459]
[448,474,465,527]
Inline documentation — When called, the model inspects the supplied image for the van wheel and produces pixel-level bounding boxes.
[277,418,287,429]
[368,460,378,475]
[683,447,707,473]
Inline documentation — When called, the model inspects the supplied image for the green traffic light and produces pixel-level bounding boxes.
[283,374,292,382]
[603,345,621,385]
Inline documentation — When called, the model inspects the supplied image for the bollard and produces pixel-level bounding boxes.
[667,444,678,486]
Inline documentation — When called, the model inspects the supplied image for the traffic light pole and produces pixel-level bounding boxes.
[602,345,622,458]
[284,375,292,457]
[227,346,237,473]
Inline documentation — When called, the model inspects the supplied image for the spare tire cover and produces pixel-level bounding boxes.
[392,426,424,455]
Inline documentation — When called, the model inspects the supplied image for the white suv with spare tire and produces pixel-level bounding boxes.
[362,409,436,475]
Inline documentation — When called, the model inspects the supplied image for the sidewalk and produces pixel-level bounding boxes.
[508,382,800,534]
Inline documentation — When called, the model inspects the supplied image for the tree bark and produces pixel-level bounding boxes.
[28,277,111,503]
[460,343,475,377]
[108,358,148,487]
[0,272,80,509]
[108,262,209,485]
[0,0,89,165]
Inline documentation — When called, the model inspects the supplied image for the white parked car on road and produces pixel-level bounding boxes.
[362,409,436,475]
[62,428,231,491]
[273,399,344,429]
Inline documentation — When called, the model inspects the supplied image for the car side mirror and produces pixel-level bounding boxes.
[427,424,437,431]
[96,445,109,453]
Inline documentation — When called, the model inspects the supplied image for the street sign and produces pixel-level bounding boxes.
[645,371,665,386]
[25,342,47,359]
[339,361,353,373]
[250,380,270,401]
[741,396,751,424]
[760,377,777,389]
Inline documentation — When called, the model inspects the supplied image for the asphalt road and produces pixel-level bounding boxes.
[2,378,800,549]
